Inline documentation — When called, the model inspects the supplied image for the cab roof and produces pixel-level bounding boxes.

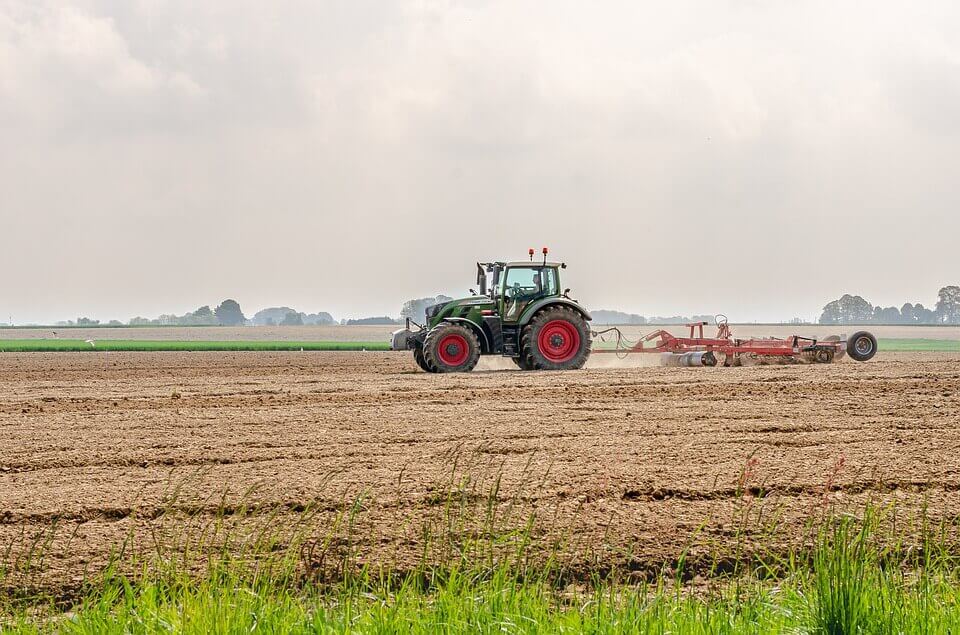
[481,261,564,268]
[506,261,564,268]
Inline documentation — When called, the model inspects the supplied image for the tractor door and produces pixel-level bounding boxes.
[499,266,558,324]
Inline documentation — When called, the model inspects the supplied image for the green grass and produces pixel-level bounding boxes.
[0,340,391,352]
[876,338,960,352]
[5,511,960,634]
[2,455,958,633]
[2,450,959,631]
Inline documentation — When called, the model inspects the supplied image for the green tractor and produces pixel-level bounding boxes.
[391,250,592,373]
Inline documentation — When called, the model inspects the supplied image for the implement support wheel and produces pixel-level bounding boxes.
[846,331,878,362]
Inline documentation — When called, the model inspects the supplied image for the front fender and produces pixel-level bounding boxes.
[440,317,491,353]
[518,298,592,326]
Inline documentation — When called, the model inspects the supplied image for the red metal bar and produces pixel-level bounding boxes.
[594,322,843,360]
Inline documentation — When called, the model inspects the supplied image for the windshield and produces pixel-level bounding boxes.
[501,266,558,299]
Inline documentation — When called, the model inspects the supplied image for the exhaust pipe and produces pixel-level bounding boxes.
[660,351,718,367]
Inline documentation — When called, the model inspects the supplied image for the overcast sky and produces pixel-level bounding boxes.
[2,0,958,324]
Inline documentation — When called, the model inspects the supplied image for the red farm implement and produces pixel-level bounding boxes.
[593,316,878,367]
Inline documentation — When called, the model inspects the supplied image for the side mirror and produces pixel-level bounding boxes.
[469,289,477,296]
[564,288,571,296]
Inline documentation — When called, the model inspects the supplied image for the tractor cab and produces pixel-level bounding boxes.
[477,260,566,324]
[393,248,592,373]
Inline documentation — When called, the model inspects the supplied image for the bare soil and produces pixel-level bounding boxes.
[2,351,959,595]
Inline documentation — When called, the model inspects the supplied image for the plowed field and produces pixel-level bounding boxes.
[2,351,959,596]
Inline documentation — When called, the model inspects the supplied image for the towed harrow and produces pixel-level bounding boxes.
[593,316,878,367]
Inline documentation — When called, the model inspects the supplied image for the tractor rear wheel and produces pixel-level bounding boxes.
[422,323,481,373]
[520,306,591,370]
[846,331,878,362]
[413,347,437,373]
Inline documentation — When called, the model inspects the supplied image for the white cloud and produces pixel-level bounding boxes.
[2,0,960,323]
[0,3,204,132]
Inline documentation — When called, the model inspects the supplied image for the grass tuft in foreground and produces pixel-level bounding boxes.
[4,507,960,633]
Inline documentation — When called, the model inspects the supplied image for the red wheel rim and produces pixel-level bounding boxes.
[437,333,469,366]
[537,320,580,363]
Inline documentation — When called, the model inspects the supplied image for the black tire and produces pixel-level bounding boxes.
[846,331,878,362]
[422,323,481,373]
[413,347,438,373]
[513,355,534,370]
[520,306,591,371]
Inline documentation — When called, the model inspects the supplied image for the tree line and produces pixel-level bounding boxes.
[819,285,960,324]
[61,300,389,328]
[42,286,960,329]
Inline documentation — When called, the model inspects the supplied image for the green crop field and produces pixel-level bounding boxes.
[876,338,960,352]
[0,340,392,352]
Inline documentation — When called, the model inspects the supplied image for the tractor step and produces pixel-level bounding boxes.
[501,325,520,356]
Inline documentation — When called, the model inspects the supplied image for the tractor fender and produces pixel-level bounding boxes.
[440,317,491,353]
[519,298,592,326]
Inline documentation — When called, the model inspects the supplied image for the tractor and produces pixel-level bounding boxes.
[391,249,592,372]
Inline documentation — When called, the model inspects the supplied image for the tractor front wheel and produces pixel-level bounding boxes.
[520,306,591,370]
[413,347,438,373]
[422,323,481,373]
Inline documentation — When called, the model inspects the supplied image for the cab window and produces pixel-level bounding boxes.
[502,267,557,299]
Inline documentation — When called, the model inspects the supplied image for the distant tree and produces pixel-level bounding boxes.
[129,317,152,326]
[303,312,336,325]
[346,317,402,325]
[916,304,937,323]
[215,299,247,326]
[935,286,960,324]
[264,317,276,326]
[819,300,842,324]
[874,306,902,324]
[819,294,874,324]
[191,306,216,324]
[107,320,123,326]
[76,317,100,326]
[401,295,454,321]
[253,307,303,326]
[280,311,304,326]
[591,310,647,325]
